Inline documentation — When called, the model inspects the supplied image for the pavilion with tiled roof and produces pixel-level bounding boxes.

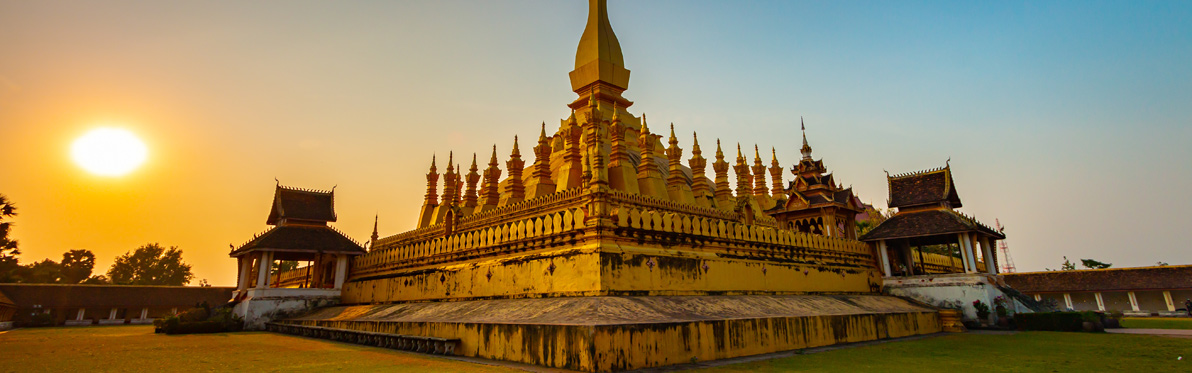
[860,164,1005,277]
[768,120,863,238]
[230,184,365,298]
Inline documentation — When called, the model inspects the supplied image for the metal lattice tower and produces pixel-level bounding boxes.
[996,219,1016,273]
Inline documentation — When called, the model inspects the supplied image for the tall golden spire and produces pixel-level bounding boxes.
[734,144,751,198]
[769,147,784,198]
[689,132,712,207]
[752,145,768,196]
[464,153,480,209]
[569,0,632,112]
[712,139,732,207]
[441,152,457,206]
[417,155,440,228]
[571,0,629,91]
[500,136,525,206]
[479,145,502,210]
[526,123,557,199]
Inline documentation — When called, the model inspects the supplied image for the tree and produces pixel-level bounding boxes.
[81,275,109,284]
[23,259,63,283]
[0,194,20,282]
[1157,262,1169,267]
[1060,256,1076,271]
[107,243,194,286]
[60,249,96,284]
[1080,258,1112,269]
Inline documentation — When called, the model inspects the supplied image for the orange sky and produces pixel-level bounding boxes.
[2,1,1190,286]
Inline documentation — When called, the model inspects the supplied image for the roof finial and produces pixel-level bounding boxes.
[800,117,814,160]
[512,135,520,156]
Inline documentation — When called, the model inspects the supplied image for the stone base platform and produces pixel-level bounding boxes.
[275,294,941,372]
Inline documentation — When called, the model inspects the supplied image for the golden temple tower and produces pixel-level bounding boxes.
[274,1,942,371]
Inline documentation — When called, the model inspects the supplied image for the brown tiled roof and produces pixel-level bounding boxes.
[1003,265,1192,293]
[266,185,337,225]
[231,225,366,256]
[0,290,14,307]
[0,284,234,308]
[887,166,962,209]
[858,208,1004,241]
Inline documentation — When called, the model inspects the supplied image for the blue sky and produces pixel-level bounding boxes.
[1,0,1189,283]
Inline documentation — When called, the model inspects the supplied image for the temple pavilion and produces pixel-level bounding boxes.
[267,1,943,371]
[860,164,1006,277]
[229,184,365,326]
[767,120,863,239]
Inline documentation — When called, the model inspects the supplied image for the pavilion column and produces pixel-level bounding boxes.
[901,242,916,276]
[76,308,85,321]
[877,241,892,277]
[237,256,252,292]
[255,251,272,289]
[957,234,972,273]
[1128,292,1140,311]
[333,255,349,289]
[982,237,997,275]
[960,233,977,274]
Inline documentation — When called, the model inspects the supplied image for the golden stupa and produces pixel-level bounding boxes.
[271,1,940,371]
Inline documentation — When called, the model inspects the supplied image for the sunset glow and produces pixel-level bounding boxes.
[70,128,148,177]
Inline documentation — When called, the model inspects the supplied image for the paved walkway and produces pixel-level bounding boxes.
[1108,328,1192,338]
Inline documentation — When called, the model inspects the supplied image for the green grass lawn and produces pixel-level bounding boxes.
[1122,317,1192,330]
[0,325,517,373]
[3,325,1191,372]
[695,332,1192,373]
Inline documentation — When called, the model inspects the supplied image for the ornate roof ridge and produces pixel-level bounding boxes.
[232,226,280,253]
[953,209,1000,236]
[887,164,950,180]
[277,184,335,195]
[232,224,364,254]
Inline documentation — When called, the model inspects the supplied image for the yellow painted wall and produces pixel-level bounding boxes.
[342,237,879,304]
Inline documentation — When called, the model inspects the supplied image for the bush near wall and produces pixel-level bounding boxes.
[1014,312,1085,332]
[154,302,242,335]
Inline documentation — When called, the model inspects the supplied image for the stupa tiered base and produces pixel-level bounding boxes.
[275,294,939,372]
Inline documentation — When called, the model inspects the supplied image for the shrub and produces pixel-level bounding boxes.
[1014,312,1084,332]
[973,300,991,320]
[165,320,227,335]
[30,312,56,327]
[157,304,242,334]
[993,295,1010,317]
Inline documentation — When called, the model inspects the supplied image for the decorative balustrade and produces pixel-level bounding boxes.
[914,250,986,274]
[355,188,877,279]
[607,202,873,262]
[353,207,590,277]
[270,266,312,288]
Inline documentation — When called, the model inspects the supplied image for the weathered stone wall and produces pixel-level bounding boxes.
[277,295,939,372]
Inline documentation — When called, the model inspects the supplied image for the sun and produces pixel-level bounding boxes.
[71,128,148,176]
